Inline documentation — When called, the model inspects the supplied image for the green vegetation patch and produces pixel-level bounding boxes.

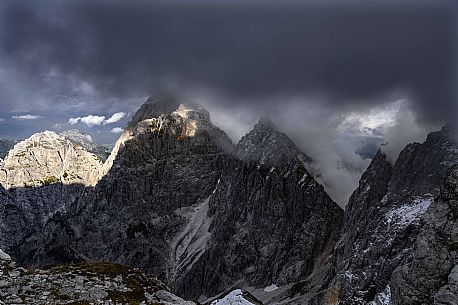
[42,175,59,186]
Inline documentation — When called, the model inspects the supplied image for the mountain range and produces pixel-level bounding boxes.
[0,96,456,305]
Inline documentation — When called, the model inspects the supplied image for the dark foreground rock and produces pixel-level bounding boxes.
[391,165,458,305]
[325,126,458,304]
[0,249,194,305]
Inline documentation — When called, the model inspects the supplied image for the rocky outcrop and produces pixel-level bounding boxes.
[0,248,195,305]
[326,126,458,304]
[0,131,103,189]
[390,165,458,305]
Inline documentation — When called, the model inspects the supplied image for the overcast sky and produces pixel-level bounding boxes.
[0,0,456,205]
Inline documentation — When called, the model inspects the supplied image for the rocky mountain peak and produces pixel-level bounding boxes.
[128,93,181,127]
[235,117,312,168]
[61,129,110,161]
[253,117,277,131]
[174,103,211,122]
[103,97,233,175]
[0,130,103,189]
[328,126,458,304]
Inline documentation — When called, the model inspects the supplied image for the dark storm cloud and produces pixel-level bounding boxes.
[0,0,456,125]
[0,0,456,206]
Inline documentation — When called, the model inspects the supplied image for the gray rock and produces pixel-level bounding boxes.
[390,165,458,305]
[0,248,192,304]
[326,126,458,304]
[61,129,111,161]
[3,97,343,302]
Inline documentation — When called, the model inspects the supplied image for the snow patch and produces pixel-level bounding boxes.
[263,284,278,292]
[211,290,257,305]
[368,285,391,305]
[344,271,356,282]
[298,173,308,186]
[0,249,11,261]
[212,179,221,194]
[385,197,432,228]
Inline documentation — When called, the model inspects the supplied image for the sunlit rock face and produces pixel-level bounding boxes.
[0,131,103,189]
[0,131,105,261]
[102,99,233,176]
[61,129,111,161]
[7,95,343,303]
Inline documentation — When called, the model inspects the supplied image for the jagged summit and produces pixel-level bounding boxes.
[235,117,312,168]
[174,103,211,122]
[128,93,181,127]
[61,129,110,161]
[103,96,233,175]
[0,131,103,189]
[327,125,458,304]
[253,117,277,131]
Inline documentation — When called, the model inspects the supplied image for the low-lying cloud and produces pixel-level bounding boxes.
[110,127,124,134]
[12,115,43,120]
[69,115,106,127]
[104,112,126,125]
[69,112,126,127]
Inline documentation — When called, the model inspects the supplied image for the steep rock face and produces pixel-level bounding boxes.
[0,131,104,259]
[0,131,103,189]
[15,99,234,274]
[102,100,233,176]
[326,126,458,304]
[20,101,232,272]
[391,165,458,305]
[11,97,343,303]
[173,119,343,299]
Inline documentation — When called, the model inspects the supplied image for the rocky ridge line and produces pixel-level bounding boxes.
[0,248,195,305]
